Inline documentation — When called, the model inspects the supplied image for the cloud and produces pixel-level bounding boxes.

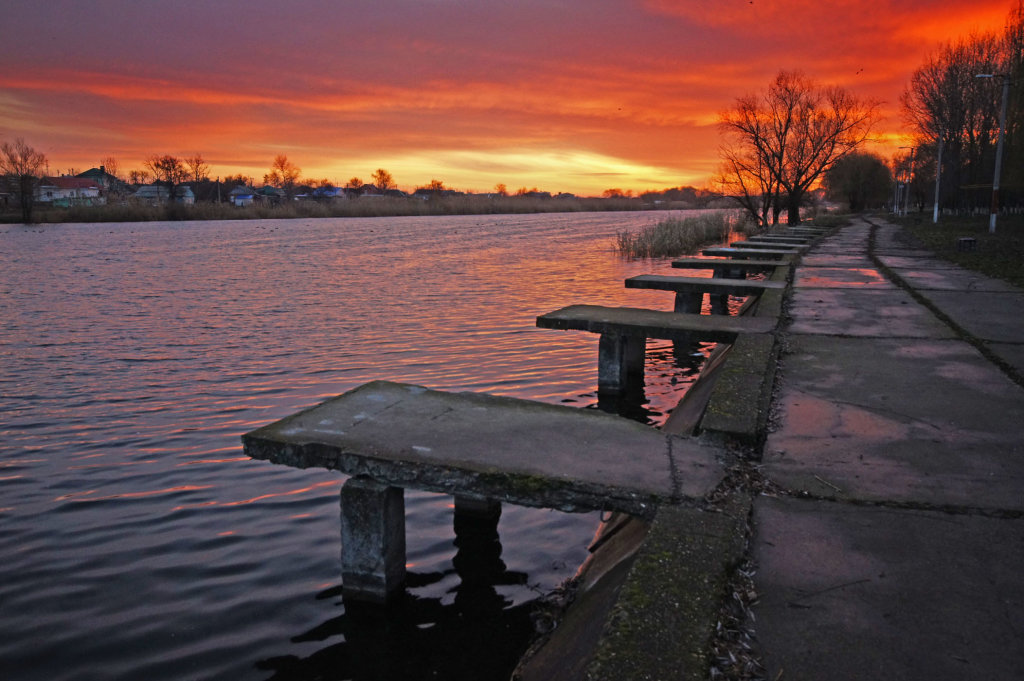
[0,0,1015,193]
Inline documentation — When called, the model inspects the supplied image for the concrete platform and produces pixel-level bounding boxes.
[624,274,786,296]
[536,304,777,341]
[671,258,789,273]
[701,247,796,260]
[244,380,725,516]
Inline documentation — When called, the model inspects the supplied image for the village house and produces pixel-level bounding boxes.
[36,176,105,206]
[133,184,196,205]
[228,185,256,207]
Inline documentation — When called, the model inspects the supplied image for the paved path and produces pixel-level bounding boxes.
[754,217,1024,680]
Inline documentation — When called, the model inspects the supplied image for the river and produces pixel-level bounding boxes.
[0,211,730,680]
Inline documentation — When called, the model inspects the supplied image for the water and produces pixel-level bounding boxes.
[0,211,732,680]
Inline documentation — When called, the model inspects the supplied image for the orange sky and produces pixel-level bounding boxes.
[0,0,1014,196]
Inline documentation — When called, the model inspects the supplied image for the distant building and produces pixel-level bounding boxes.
[36,176,105,206]
[228,185,256,207]
[133,184,195,205]
[76,166,129,196]
[256,185,285,204]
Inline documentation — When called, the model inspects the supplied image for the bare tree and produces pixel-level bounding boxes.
[264,155,301,200]
[128,169,150,186]
[100,156,121,180]
[1,138,48,222]
[371,168,396,192]
[345,177,363,189]
[720,70,880,224]
[901,32,1003,211]
[184,154,210,185]
[145,154,187,203]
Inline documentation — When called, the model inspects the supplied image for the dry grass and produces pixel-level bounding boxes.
[896,213,1024,287]
[615,211,747,259]
[9,195,650,224]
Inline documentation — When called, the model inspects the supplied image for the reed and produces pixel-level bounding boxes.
[615,211,743,258]
[15,195,650,224]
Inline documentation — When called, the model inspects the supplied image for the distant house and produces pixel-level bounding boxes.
[412,187,461,201]
[133,184,195,205]
[228,185,256,207]
[313,185,347,200]
[76,166,129,196]
[256,185,285,204]
[36,176,105,206]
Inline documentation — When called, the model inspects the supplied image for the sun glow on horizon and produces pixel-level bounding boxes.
[1,0,1017,194]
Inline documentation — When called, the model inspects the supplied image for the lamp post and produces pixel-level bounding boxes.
[976,73,1010,234]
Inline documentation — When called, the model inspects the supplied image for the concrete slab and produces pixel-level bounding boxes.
[888,267,1020,292]
[787,288,955,338]
[794,266,895,289]
[243,381,726,516]
[730,241,806,253]
[536,304,777,342]
[988,341,1024,376]
[917,290,1024,343]
[702,247,795,260]
[624,274,786,295]
[876,255,962,270]
[672,258,787,272]
[800,254,875,268]
[764,336,1024,509]
[752,496,1024,681]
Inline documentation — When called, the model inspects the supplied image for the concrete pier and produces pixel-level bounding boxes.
[243,380,728,601]
[536,304,777,395]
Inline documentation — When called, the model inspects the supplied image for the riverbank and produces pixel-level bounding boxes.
[2,194,734,224]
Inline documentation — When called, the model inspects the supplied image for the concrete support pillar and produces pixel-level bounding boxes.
[597,333,646,395]
[673,291,704,314]
[340,475,406,603]
[709,293,730,315]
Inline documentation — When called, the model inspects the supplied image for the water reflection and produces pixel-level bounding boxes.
[0,212,742,681]
[258,502,534,681]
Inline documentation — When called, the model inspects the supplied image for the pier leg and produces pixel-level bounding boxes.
[673,291,704,314]
[340,475,406,603]
[597,333,646,395]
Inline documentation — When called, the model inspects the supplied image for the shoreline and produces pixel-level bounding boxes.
[1,195,736,225]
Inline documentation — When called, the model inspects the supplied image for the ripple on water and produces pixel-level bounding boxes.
[0,211,736,680]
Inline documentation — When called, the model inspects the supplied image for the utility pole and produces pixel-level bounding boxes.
[933,136,943,224]
[976,73,1010,233]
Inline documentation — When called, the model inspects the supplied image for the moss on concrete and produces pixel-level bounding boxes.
[584,493,751,680]
[700,333,779,447]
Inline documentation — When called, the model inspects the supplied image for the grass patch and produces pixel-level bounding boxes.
[615,212,745,258]
[894,214,1024,288]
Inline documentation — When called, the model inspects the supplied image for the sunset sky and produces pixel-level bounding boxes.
[0,0,1014,196]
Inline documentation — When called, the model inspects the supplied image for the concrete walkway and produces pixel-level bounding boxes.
[754,216,1024,680]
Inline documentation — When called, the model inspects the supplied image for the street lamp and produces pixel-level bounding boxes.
[976,73,1010,234]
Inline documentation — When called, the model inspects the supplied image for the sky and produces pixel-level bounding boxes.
[0,0,1014,196]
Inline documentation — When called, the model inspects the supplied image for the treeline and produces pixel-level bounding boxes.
[901,2,1024,213]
